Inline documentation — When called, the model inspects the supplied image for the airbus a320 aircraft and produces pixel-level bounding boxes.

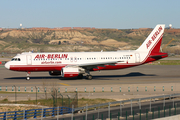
[5,24,168,80]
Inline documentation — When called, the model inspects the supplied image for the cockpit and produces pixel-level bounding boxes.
[11,58,21,61]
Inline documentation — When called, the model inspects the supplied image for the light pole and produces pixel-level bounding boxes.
[13,85,16,104]
[60,94,63,106]
[35,86,37,105]
[67,95,70,108]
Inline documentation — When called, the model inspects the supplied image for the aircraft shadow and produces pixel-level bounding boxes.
[93,72,155,79]
[4,72,156,80]
[4,76,61,80]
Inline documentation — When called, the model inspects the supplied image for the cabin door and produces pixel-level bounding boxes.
[27,55,32,65]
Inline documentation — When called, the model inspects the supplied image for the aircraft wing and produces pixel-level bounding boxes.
[77,61,124,70]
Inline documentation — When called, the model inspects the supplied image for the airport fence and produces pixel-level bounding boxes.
[70,93,180,120]
[0,84,177,93]
[0,84,178,108]
[0,106,72,120]
[0,86,78,108]
[72,103,180,120]
[1,91,180,119]
[2,93,177,120]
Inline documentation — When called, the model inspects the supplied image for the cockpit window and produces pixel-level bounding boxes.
[11,58,21,61]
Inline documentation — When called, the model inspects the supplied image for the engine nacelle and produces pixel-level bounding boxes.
[61,67,79,78]
[49,71,61,76]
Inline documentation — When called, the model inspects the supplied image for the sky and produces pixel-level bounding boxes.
[0,0,179,29]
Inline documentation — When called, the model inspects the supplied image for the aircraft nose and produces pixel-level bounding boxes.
[5,62,10,69]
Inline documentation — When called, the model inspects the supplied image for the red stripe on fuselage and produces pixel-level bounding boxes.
[10,65,66,71]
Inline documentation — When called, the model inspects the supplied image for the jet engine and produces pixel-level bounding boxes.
[61,67,79,78]
[49,71,61,76]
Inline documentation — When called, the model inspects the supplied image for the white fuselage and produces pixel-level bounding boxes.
[5,51,146,72]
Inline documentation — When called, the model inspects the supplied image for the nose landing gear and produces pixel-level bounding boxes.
[26,72,31,81]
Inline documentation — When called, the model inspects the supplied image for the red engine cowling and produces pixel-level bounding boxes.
[49,71,61,76]
[61,67,79,78]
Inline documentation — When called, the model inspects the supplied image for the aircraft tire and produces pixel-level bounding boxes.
[86,75,92,80]
[26,77,30,81]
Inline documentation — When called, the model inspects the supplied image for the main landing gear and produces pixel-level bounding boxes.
[77,70,93,80]
[77,74,92,80]
[77,74,83,79]
[86,75,92,80]
[85,70,92,80]
[26,72,31,81]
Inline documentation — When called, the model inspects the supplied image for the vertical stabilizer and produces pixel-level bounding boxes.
[136,24,165,53]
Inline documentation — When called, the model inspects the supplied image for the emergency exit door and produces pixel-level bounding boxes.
[135,53,140,63]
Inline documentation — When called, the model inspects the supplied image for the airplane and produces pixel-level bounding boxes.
[5,24,168,80]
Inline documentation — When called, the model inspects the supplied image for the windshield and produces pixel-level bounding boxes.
[11,58,21,61]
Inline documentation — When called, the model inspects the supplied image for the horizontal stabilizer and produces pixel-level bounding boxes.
[149,53,168,59]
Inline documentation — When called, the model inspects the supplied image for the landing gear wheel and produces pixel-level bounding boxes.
[26,76,30,81]
[26,71,31,81]
[77,74,83,79]
[86,75,92,80]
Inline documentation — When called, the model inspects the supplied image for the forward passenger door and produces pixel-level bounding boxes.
[27,55,32,65]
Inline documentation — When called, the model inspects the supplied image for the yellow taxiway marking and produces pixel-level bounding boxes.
[59,83,71,86]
